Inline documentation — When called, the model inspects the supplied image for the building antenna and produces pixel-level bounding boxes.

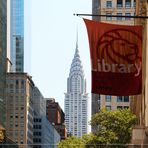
[76,25,78,51]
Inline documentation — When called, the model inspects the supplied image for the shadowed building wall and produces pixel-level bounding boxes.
[130,1,148,146]
[0,0,7,128]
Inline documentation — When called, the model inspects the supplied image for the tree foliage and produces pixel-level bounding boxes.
[82,133,116,148]
[58,109,137,148]
[58,136,84,148]
[90,109,137,145]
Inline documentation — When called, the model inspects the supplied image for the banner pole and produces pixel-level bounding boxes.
[73,13,148,19]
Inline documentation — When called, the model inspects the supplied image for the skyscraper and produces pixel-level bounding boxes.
[7,0,24,72]
[64,41,88,137]
[0,0,7,127]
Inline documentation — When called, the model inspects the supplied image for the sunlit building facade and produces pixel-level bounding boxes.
[91,0,136,120]
[6,73,34,148]
[92,0,136,24]
[64,43,88,137]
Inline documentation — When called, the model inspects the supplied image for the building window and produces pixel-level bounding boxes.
[20,123,24,127]
[117,96,129,102]
[125,13,131,20]
[117,106,123,109]
[33,138,41,143]
[106,105,111,110]
[21,80,24,89]
[20,131,24,136]
[117,13,122,20]
[124,96,129,102]
[106,1,112,8]
[117,106,129,109]
[117,0,123,8]
[33,132,41,136]
[16,80,19,85]
[106,95,111,102]
[125,0,131,8]
[117,96,122,102]
[98,98,101,104]
[33,125,41,129]
[34,118,42,122]
[71,75,81,92]
[21,106,24,110]
[106,13,112,20]
[10,122,13,127]
[133,0,136,7]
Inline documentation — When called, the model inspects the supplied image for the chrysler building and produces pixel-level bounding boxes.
[64,40,88,137]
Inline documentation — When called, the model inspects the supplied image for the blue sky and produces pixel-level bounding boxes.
[24,0,92,127]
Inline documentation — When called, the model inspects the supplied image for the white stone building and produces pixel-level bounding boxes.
[64,42,88,137]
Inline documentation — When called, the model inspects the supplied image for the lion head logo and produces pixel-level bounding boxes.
[96,28,142,75]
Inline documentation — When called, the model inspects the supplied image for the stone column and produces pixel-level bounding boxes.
[130,0,148,147]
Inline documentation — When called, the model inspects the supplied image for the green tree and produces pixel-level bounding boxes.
[82,132,117,148]
[58,109,137,148]
[90,109,137,147]
[58,136,84,148]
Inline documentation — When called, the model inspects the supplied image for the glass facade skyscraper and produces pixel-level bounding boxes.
[0,0,7,127]
[9,0,24,72]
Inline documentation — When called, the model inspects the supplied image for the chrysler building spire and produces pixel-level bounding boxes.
[64,33,88,137]
[70,31,84,80]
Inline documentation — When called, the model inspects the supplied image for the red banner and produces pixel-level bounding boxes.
[84,19,142,96]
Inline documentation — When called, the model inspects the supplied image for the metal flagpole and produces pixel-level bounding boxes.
[73,13,148,19]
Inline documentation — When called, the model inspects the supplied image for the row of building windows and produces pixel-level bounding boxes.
[8,131,24,136]
[15,141,24,144]
[7,95,24,99]
[33,132,41,136]
[106,105,129,110]
[9,106,24,110]
[106,0,136,8]
[14,123,24,127]
[8,80,25,86]
[10,115,23,119]
[34,118,41,122]
[106,12,134,21]
[33,125,41,129]
[105,96,129,102]
[7,89,25,93]
[33,138,41,143]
